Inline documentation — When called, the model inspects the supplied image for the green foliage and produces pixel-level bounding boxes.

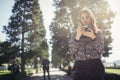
[3,0,47,72]
[0,41,19,64]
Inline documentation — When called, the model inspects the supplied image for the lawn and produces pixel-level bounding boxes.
[0,68,35,75]
[105,68,120,75]
[0,70,10,75]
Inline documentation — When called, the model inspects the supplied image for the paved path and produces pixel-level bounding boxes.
[27,68,120,80]
[26,68,73,80]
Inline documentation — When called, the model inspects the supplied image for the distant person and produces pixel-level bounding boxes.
[11,56,18,65]
[42,57,50,80]
[8,56,20,80]
[11,56,20,74]
[67,65,72,76]
[69,8,105,80]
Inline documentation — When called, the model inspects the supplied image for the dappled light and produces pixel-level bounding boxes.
[0,0,120,80]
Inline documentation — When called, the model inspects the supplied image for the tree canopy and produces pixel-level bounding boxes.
[3,0,47,72]
[0,41,19,65]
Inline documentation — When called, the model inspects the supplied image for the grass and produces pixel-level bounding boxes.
[0,68,38,76]
[0,70,11,75]
[105,68,120,75]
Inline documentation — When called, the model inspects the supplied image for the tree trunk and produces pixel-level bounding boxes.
[21,32,25,72]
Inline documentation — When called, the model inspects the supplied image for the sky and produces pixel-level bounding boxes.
[0,0,14,41]
[0,0,120,62]
[104,0,120,62]
[39,0,55,61]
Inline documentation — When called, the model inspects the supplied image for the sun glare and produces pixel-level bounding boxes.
[105,0,120,62]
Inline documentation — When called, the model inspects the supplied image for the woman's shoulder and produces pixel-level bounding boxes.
[95,29,104,39]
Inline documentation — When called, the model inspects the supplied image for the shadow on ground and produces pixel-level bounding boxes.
[25,73,120,80]
[25,74,72,80]
[0,74,13,80]
[0,72,26,80]
[105,73,120,80]
[0,73,120,80]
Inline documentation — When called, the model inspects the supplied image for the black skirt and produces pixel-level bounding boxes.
[73,59,105,80]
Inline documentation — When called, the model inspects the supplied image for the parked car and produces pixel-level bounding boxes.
[0,65,6,71]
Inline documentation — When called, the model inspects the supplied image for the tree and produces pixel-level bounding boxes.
[50,0,115,66]
[3,0,46,72]
[0,41,19,65]
[50,23,70,66]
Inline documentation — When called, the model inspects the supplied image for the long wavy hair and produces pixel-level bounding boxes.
[80,8,99,33]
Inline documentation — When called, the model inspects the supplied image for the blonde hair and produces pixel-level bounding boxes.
[80,8,99,33]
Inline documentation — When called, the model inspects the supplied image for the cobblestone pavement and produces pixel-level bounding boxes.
[26,68,73,80]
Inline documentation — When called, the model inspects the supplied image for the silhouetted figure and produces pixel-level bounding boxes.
[42,57,50,80]
[67,65,72,76]
[8,56,20,80]
[8,56,20,75]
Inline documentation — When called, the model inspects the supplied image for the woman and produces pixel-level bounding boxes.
[69,8,105,80]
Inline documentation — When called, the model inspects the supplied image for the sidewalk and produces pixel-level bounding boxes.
[27,68,73,80]
[28,68,120,80]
